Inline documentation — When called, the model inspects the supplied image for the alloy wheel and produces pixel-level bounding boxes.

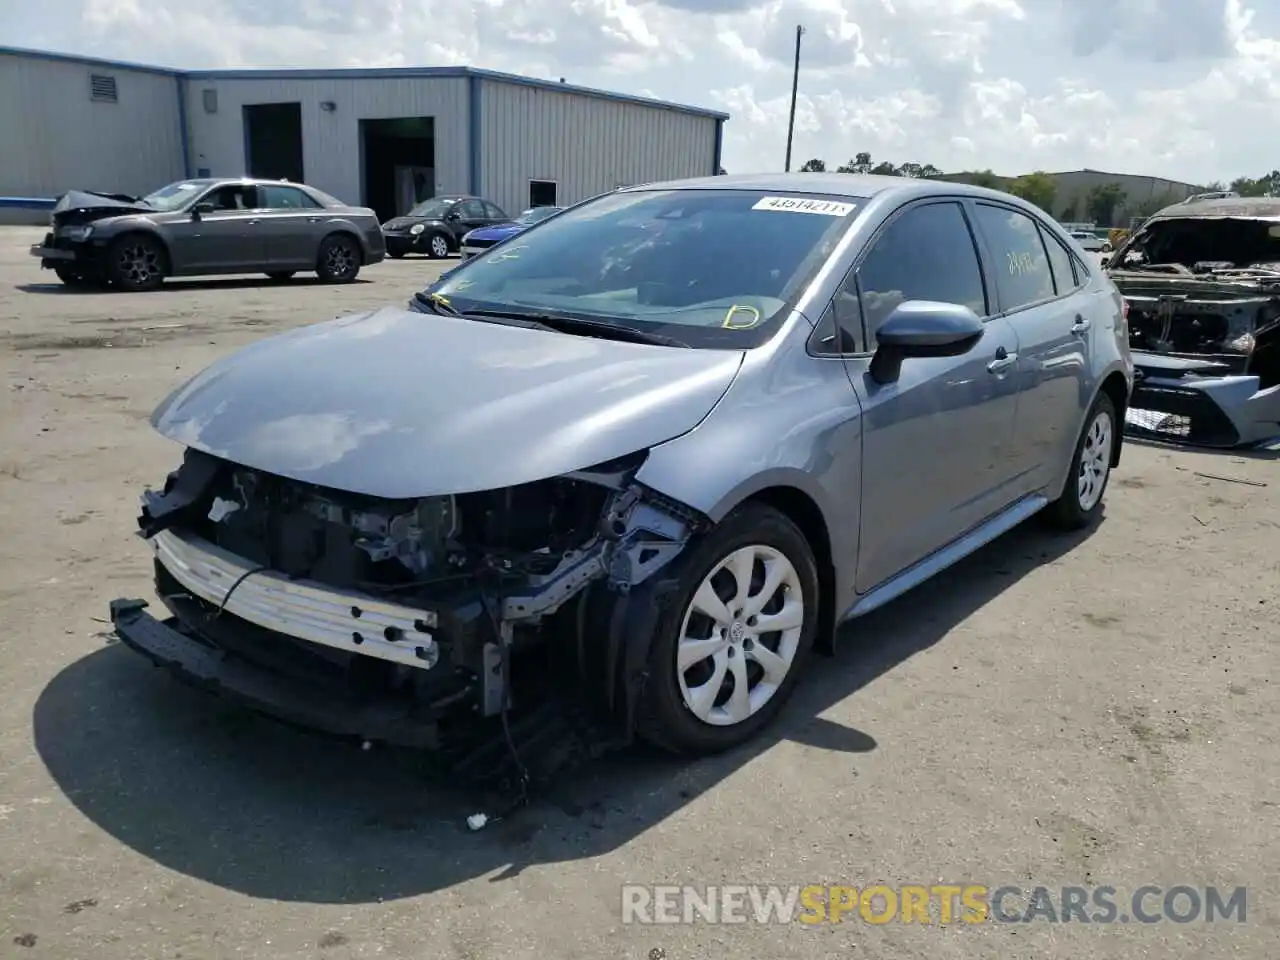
[1077,409,1113,511]
[118,242,160,287]
[430,235,449,258]
[675,544,805,727]
[325,242,356,278]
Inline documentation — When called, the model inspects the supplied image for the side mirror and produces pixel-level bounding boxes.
[445,211,461,221]
[869,300,984,385]
[192,202,215,218]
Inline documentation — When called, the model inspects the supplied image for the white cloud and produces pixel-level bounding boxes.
[3,0,1279,184]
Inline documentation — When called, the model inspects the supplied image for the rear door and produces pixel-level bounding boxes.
[256,184,327,269]
[166,184,265,272]
[969,203,1094,495]
[843,199,1023,592]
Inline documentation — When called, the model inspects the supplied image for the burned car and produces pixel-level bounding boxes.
[111,174,1132,763]
[1106,196,1280,447]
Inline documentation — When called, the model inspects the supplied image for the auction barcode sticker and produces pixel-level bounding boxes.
[751,196,855,216]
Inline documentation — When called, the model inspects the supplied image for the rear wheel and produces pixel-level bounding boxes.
[1044,392,1116,530]
[316,235,361,283]
[636,504,818,755]
[425,232,451,259]
[107,234,165,291]
[266,271,296,281]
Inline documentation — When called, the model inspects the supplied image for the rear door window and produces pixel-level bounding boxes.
[261,185,322,210]
[972,204,1056,311]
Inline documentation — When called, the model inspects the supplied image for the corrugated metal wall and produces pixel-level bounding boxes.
[0,53,184,198]
[477,80,719,215]
[184,77,470,206]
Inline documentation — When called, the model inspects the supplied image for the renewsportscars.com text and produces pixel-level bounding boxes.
[621,884,1247,925]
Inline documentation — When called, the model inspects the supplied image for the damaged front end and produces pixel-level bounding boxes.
[29,190,152,277]
[110,447,706,761]
[1108,211,1280,447]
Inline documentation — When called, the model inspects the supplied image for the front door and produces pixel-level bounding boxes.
[167,184,266,273]
[255,183,328,270]
[843,199,1024,593]
[452,199,490,241]
[969,202,1094,495]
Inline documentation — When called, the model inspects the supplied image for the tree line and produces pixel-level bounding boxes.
[793,154,1280,227]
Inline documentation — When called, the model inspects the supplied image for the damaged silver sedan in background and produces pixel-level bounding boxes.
[1106,196,1280,447]
[110,174,1132,780]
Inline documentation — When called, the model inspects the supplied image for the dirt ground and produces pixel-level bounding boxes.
[0,225,1276,959]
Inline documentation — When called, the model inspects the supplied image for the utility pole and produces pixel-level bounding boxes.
[783,24,804,172]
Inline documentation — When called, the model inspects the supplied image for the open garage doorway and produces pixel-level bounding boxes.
[360,117,435,222]
[243,103,304,183]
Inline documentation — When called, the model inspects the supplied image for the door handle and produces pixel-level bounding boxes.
[1071,315,1091,334]
[986,349,1018,374]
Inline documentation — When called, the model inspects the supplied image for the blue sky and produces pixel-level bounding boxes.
[5,0,1278,184]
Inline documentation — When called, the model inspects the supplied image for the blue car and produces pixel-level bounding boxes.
[459,205,563,259]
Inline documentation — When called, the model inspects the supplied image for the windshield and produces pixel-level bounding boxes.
[1113,217,1280,271]
[142,180,210,211]
[427,189,860,348]
[408,198,456,218]
[517,206,562,225]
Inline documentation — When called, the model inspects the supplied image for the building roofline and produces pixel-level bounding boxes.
[0,44,729,121]
[0,43,181,76]
[1032,167,1202,188]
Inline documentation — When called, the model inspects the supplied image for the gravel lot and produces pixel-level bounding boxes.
[1,225,1276,959]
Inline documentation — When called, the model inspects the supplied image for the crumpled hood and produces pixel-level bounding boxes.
[151,305,744,498]
[53,189,151,222]
[466,222,523,243]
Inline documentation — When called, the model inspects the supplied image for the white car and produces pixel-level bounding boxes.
[1068,230,1110,253]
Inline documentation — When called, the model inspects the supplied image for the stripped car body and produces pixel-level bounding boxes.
[111,173,1132,768]
[1106,197,1280,447]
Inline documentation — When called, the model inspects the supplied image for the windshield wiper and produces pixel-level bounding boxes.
[464,309,691,348]
[409,292,558,332]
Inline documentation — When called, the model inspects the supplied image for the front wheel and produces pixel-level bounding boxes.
[316,235,361,283]
[1044,392,1117,530]
[106,234,165,291]
[54,266,101,289]
[425,232,451,259]
[635,503,818,755]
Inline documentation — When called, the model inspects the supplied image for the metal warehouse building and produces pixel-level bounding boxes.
[0,46,728,222]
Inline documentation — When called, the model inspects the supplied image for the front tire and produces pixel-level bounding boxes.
[425,232,451,259]
[53,266,101,289]
[1044,392,1116,530]
[316,234,361,283]
[106,234,165,291]
[636,503,818,755]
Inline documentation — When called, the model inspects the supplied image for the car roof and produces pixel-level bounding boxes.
[617,171,1023,204]
[1150,196,1280,220]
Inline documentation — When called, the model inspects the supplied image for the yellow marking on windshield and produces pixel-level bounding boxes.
[722,304,762,329]
[451,280,474,291]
